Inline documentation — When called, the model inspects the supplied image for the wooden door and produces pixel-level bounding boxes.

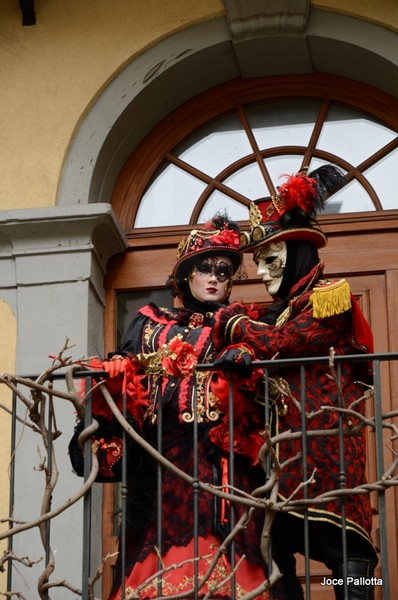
[101,214,398,598]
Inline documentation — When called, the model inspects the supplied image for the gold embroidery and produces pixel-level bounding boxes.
[144,385,159,424]
[206,390,221,422]
[123,551,268,598]
[188,312,204,328]
[271,193,285,214]
[182,410,194,423]
[182,371,221,424]
[275,305,291,327]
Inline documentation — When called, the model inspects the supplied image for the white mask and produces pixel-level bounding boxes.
[254,241,287,296]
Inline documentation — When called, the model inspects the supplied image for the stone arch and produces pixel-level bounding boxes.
[57,8,398,209]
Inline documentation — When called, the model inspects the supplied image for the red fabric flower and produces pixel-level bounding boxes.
[191,237,205,252]
[210,228,239,248]
[161,338,197,378]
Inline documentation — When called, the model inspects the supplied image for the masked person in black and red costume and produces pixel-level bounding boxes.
[69,213,270,600]
[212,166,378,600]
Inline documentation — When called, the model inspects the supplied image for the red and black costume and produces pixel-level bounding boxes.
[70,304,269,599]
[214,264,375,544]
[69,214,270,600]
[118,305,270,599]
[213,166,378,600]
[213,264,377,599]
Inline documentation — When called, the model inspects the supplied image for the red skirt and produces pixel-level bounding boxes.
[109,534,269,599]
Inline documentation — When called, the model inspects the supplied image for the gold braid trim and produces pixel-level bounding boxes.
[249,201,263,228]
[310,278,351,319]
[225,314,250,344]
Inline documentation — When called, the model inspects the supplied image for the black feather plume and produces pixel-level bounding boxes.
[308,165,346,208]
[208,211,240,233]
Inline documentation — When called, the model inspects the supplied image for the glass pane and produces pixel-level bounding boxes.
[135,163,206,227]
[297,158,375,214]
[321,179,375,214]
[172,112,253,177]
[317,104,396,165]
[223,162,268,199]
[198,191,248,223]
[365,147,398,209]
[246,100,321,149]
[264,155,306,189]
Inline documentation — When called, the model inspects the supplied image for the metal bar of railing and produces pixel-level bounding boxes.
[373,360,390,600]
[193,375,199,599]
[300,365,311,600]
[156,391,163,597]
[228,371,236,600]
[82,380,93,600]
[195,352,398,372]
[337,362,348,600]
[120,392,128,600]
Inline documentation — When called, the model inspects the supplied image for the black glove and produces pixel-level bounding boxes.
[213,302,247,348]
[213,347,253,375]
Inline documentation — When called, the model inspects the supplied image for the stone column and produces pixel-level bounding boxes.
[0,203,126,598]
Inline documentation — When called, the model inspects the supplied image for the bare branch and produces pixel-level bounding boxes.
[0,551,42,572]
[0,457,99,541]
[1,344,397,599]
[88,552,119,600]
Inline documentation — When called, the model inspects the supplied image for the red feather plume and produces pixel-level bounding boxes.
[278,174,318,216]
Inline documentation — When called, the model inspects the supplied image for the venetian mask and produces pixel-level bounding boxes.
[253,241,287,296]
[188,256,234,303]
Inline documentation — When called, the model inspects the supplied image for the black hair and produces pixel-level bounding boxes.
[277,240,319,299]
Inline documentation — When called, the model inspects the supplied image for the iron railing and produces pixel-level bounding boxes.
[6,352,398,600]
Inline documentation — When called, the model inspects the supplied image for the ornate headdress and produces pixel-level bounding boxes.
[171,212,241,294]
[240,165,345,251]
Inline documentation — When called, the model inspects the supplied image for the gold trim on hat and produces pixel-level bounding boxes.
[271,194,285,215]
[176,227,224,260]
[249,202,263,228]
[176,237,190,260]
[252,225,266,241]
[266,203,274,219]
[239,231,251,246]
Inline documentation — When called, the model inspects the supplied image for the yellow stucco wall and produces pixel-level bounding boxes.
[0,0,396,213]
[0,301,17,590]
[0,0,224,211]
[314,0,398,32]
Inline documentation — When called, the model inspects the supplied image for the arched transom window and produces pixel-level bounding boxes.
[112,75,398,232]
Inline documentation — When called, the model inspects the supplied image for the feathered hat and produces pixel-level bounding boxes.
[240,165,345,251]
[171,212,242,294]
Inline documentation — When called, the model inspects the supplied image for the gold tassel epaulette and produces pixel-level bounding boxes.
[310,278,351,318]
